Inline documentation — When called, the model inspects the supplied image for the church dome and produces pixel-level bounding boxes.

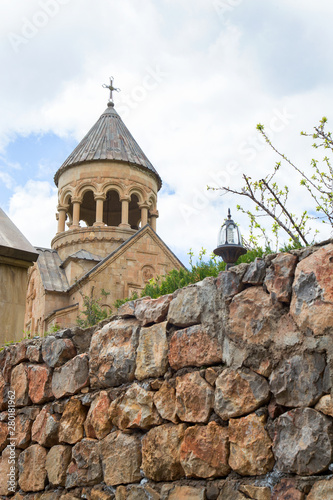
[54,102,162,189]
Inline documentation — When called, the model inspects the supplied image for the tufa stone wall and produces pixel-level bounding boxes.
[0,241,333,499]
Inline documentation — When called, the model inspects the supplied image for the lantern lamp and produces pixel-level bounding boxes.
[213,208,247,269]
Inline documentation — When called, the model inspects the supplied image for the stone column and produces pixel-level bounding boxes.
[119,197,131,228]
[57,206,67,234]
[149,209,159,232]
[71,198,81,228]
[139,203,150,227]
[94,194,106,227]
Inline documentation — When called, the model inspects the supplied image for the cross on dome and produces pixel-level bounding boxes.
[102,76,120,107]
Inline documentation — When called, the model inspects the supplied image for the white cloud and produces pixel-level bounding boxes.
[0,171,15,190]
[8,180,57,247]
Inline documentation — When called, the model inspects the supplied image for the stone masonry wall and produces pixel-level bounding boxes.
[0,241,333,499]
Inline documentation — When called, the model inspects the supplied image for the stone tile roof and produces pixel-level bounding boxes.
[0,208,38,262]
[54,104,162,189]
[35,248,69,292]
[60,249,102,268]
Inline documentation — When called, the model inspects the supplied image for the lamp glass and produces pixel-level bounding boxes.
[218,221,242,246]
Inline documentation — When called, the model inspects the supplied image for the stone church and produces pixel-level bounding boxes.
[24,83,183,335]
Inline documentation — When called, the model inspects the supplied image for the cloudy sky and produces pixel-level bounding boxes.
[1,0,333,265]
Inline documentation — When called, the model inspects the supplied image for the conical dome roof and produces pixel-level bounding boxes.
[54,103,162,189]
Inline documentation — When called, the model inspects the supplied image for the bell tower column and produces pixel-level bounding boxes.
[71,198,81,228]
[139,202,150,227]
[94,193,106,227]
[57,205,68,234]
[119,196,131,228]
[149,209,159,232]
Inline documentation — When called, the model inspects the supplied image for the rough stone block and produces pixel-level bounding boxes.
[167,285,202,327]
[40,492,63,499]
[31,405,60,447]
[217,482,245,500]
[15,407,40,449]
[180,421,230,478]
[66,438,102,488]
[26,342,43,363]
[135,321,168,380]
[90,484,115,500]
[115,484,160,500]
[135,294,173,325]
[307,478,333,500]
[269,352,326,407]
[214,367,270,419]
[273,313,302,348]
[273,407,333,475]
[242,258,267,285]
[228,286,283,346]
[290,243,333,335]
[11,363,30,407]
[84,391,112,440]
[18,444,47,492]
[89,319,140,388]
[229,413,274,475]
[28,364,53,404]
[239,485,271,500]
[100,431,142,486]
[167,485,206,499]
[59,398,88,444]
[168,324,222,370]
[109,383,162,430]
[11,342,29,366]
[52,353,89,399]
[176,371,214,423]
[315,394,333,416]
[271,479,304,500]
[45,444,72,486]
[216,264,247,297]
[141,423,186,481]
[153,381,178,423]
[71,325,96,354]
[168,278,219,329]
[264,253,298,302]
[42,336,77,368]
[117,299,136,317]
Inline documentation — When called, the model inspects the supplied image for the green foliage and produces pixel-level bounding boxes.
[76,288,110,328]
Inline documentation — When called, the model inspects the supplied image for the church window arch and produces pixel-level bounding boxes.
[128,187,144,204]
[103,189,122,226]
[128,193,141,230]
[101,182,123,199]
[80,190,96,227]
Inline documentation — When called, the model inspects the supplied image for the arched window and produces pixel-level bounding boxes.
[103,190,121,226]
[80,191,95,227]
[128,194,141,230]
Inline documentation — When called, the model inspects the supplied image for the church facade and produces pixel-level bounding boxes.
[24,87,183,334]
